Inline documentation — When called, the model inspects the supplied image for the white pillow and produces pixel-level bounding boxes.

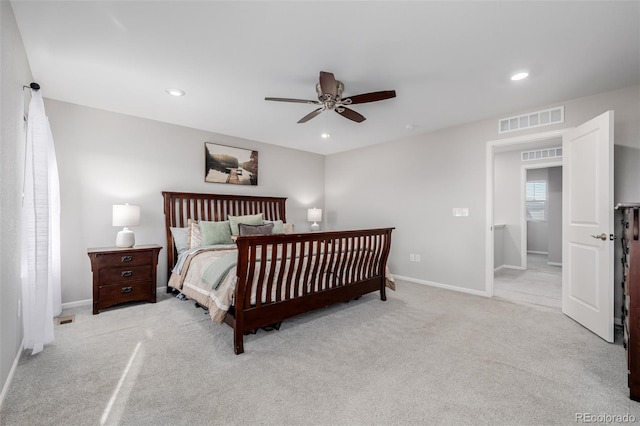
[170,226,189,254]
[187,218,202,249]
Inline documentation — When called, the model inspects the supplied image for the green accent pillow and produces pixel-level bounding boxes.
[199,220,234,245]
[228,213,264,235]
[264,220,285,234]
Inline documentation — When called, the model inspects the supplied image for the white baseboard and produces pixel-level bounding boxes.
[493,265,525,272]
[501,265,526,271]
[0,338,23,411]
[527,251,548,255]
[393,274,488,297]
[61,298,92,309]
[547,262,562,267]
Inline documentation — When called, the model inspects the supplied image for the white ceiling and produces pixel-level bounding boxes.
[10,1,640,155]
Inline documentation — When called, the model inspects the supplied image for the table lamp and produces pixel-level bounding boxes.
[112,204,140,247]
[307,208,322,232]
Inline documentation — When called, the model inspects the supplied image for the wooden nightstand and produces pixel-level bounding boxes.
[87,244,162,314]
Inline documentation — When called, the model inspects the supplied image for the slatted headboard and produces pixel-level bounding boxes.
[161,191,287,279]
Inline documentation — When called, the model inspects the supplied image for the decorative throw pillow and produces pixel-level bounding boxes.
[238,222,274,236]
[264,219,285,234]
[228,213,264,235]
[186,218,202,249]
[283,223,294,234]
[199,220,234,245]
[170,227,189,254]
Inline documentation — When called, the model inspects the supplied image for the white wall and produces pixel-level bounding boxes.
[547,166,562,264]
[0,0,31,404]
[325,85,640,296]
[494,150,524,268]
[44,100,326,304]
[325,119,490,293]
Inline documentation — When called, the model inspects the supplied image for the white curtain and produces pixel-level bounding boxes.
[21,89,62,355]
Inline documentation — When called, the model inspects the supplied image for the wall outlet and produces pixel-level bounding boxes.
[415,254,421,262]
[409,253,415,262]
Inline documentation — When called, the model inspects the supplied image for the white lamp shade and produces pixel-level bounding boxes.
[113,204,140,247]
[307,208,322,223]
[112,204,140,227]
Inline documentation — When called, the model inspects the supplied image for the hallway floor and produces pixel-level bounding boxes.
[494,253,561,309]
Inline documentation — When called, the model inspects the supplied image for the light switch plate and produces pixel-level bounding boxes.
[453,208,469,217]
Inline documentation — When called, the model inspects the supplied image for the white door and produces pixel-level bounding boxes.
[562,111,614,342]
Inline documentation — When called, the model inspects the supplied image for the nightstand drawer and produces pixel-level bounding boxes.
[99,265,152,283]
[99,280,153,307]
[99,251,153,268]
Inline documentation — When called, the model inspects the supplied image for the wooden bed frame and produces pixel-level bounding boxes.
[162,191,393,354]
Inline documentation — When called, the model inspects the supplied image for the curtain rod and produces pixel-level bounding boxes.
[22,82,40,91]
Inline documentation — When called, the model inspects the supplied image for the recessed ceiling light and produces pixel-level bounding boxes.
[321,132,331,139]
[166,88,185,97]
[510,72,529,81]
[405,124,416,131]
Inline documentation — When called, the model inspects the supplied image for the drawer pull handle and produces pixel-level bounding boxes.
[121,256,133,262]
[121,271,133,277]
[121,286,133,294]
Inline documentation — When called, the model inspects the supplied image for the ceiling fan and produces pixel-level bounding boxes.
[265,71,396,124]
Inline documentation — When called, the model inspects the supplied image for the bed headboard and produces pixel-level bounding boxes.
[161,191,287,279]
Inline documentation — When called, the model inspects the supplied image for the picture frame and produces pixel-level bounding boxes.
[204,142,258,185]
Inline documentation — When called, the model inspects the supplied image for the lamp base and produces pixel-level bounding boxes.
[116,228,135,248]
[310,222,320,233]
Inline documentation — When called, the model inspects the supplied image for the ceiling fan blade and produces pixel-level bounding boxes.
[336,107,366,123]
[297,107,324,124]
[344,90,396,105]
[319,71,337,97]
[265,97,320,105]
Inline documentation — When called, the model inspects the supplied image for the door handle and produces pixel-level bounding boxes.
[591,233,607,241]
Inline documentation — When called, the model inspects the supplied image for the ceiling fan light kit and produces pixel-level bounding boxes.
[265,71,396,124]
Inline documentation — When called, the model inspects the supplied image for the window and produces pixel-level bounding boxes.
[526,180,547,221]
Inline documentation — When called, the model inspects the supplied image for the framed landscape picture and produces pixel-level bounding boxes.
[204,142,258,185]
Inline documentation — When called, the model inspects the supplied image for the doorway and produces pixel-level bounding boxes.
[484,129,566,299]
[486,112,615,342]
[493,156,563,308]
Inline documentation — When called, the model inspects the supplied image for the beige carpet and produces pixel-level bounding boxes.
[1,279,638,426]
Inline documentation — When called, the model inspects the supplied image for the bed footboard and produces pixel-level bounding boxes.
[229,228,394,354]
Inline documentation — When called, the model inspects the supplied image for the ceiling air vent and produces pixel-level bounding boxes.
[522,147,563,162]
[499,106,564,134]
